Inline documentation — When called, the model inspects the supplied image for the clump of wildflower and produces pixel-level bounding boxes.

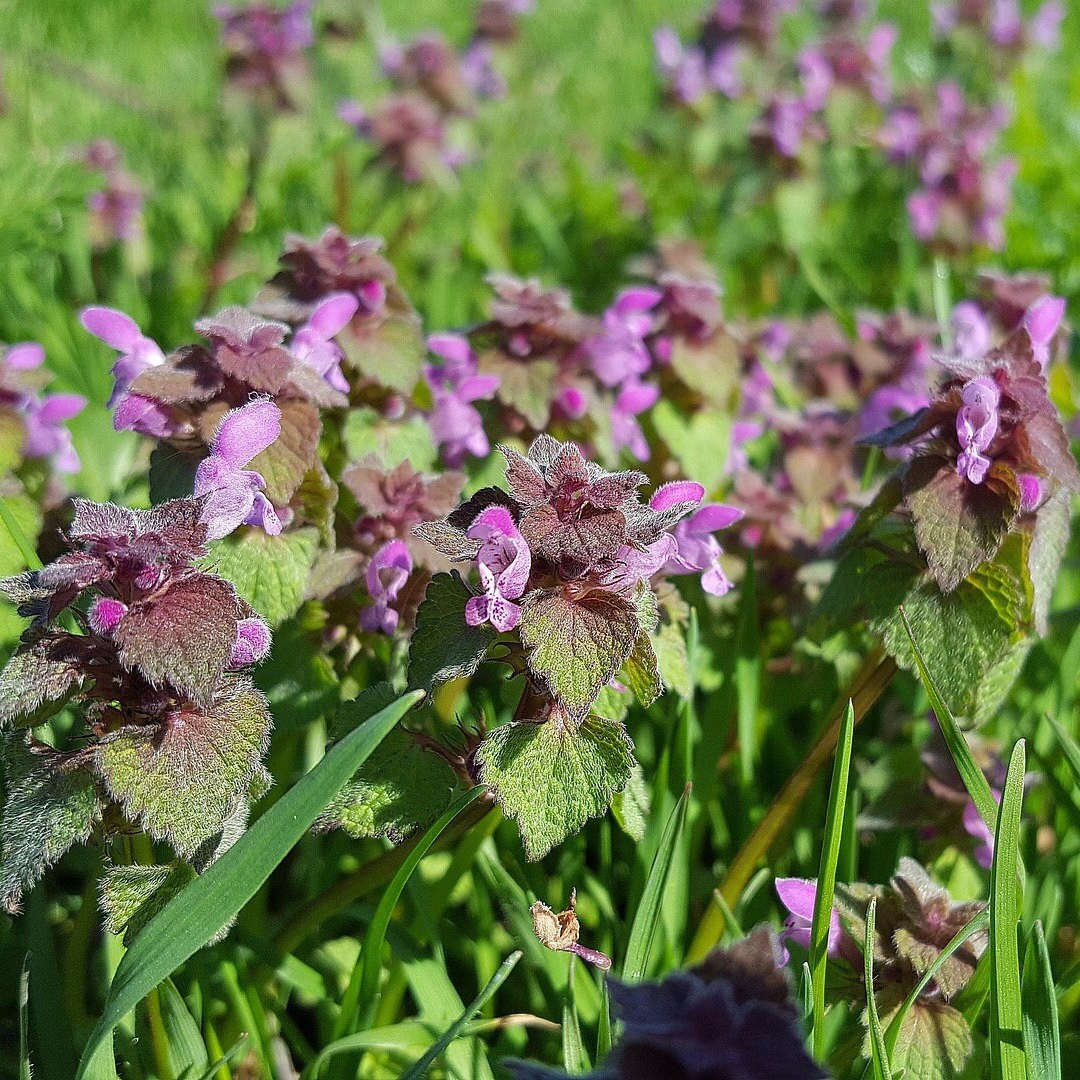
[1,341,85,476]
[214,0,314,108]
[507,927,825,1079]
[81,139,144,249]
[0,497,274,918]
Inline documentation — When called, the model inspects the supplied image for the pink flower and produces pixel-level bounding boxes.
[229,617,273,666]
[587,287,662,388]
[611,380,660,461]
[775,877,843,959]
[956,376,1000,485]
[194,399,282,540]
[88,596,128,635]
[424,334,500,466]
[80,307,166,409]
[361,539,413,634]
[464,506,531,632]
[291,293,358,393]
[1021,295,1065,370]
[951,301,992,362]
[651,482,742,596]
[22,394,86,473]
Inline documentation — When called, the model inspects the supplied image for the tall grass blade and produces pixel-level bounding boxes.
[900,609,997,830]
[810,699,854,1059]
[864,899,891,1080]
[735,557,760,787]
[561,956,589,1074]
[400,951,522,1080]
[1046,714,1080,788]
[18,954,31,1080]
[75,689,424,1080]
[622,784,691,982]
[1021,921,1060,1080]
[989,739,1026,1080]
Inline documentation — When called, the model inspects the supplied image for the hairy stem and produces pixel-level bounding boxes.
[686,646,898,963]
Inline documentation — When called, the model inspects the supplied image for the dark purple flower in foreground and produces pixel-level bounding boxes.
[193,399,282,540]
[424,334,499,465]
[464,505,531,631]
[360,539,412,634]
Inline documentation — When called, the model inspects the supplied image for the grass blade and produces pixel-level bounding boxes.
[75,689,424,1080]
[595,979,612,1063]
[989,739,1026,1080]
[810,699,854,1059]
[622,784,691,982]
[864,899,891,1080]
[1022,921,1060,1079]
[562,955,590,1074]
[18,954,31,1080]
[900,609,997,831]
[400,951,522,1080]
[332,787,485,1049]
[735,557,760,787]
[1046,714,1080,787]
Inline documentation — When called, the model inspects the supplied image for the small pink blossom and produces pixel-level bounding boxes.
[229,617,273,666]
[1021,295,1065,370]
[464,506,531,632]
[956,376,1000,485]
[361,540,412,634]
[775,877,843,959]
[424,334,500,466]
[291,293,358,393]
[611,380,660,461]
[88,596,128,636]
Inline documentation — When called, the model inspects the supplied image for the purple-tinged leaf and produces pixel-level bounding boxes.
[0,632,87,729]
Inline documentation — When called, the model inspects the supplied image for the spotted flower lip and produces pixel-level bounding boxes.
[193,399,283,541]
[464,505,531,632]
[361,539,412,634]
[955,376,1000,485]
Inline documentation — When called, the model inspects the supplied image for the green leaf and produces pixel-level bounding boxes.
[342,408,437,472]
[140,978,208,1079]
[519,588,639,718]
[622,784,690,982]
[562,956,590,1075]
[400,952,522,1080]
[883,996,973,1080]
[811,700,854,1059]
[18,953,31,1080]
[0,635,86,730]
[407,571,496,692]
[147,444,200,505]
[341,310,425,395]
[1,738,102,914]
[989,740,1026,1080]
[0,406,26,476]
[248,399,321,505]
[611,763,649,842]
[621,631,662,708]
[477,715,635,861]
[99,863,198,944]
[1027,489,1070,634]
[900,609,998,833]
[653,615,692,699]
[905,456,1018,593]
[95,680,272,857]
[735,557,760,786]
[209,527,318,626]
[294,458,339,545]
[1047,713,1080,790]
[864,899,892,1080]
[1022,921,1060,1080]
[483,353,558,429]
[74,688,423,1079]
[650,398,731,490]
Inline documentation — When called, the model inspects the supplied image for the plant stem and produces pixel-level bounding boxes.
[686,646,897,963]
[274,796,494,955]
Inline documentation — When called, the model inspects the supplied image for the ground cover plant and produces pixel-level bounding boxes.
[2,0,1080,1077]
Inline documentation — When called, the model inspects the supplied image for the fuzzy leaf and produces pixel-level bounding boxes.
[482,353,558,429]
[295,458,338,545]
[407,571,496,691]
[340,311,425,394]
[95,680,272,857]
[654,618,692,699]
[343,409,438,472]
[879,995,973,1080]
[669,331,739,406]
[1,738,102,913]
[905,456,1019,592]
[114,573,247,705]
[209,527,318,626]
[519,588,639,718]
[622,632,663,708]
[1027,488,1071,635]
[650,398,731,490]
[0,633,85,729]
[315,728,458,842]
[248,399,321,505]
[611,763,650,841]
[476,714,634,860]
[100,863,197,943]
[0,406,26,474]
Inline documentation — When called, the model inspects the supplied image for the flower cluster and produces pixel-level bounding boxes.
[932,0,1064,52]
[508,927,825,1080]
[337,1,531,182]
[80,139,144,249]
[0,341,84,476]
[214,0,314,108]
[0,497,273,918]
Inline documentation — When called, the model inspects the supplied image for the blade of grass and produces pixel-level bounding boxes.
[810,699,855,1059]
[1046,714,1080,787]
[1022,921,1060,1080]
[596,979,612,1063]
[400,952,523,1080]
[735,557,760,788]
[801,963,813,1025]
[989,740,1026,1080]
[900,609,997,831]
[0,496,43,570]
[75,689,424,1080]
[330,787,485,1062]
[562,956,590,1075]
[864,899,891,1080]
[18,954,31,1080]
[622,784,691,983]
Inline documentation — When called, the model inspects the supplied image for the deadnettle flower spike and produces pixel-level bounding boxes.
[361,539,412,634]
[80,306,167,410]
[193,399,283,541]
[955,376,1000,485]
[464,505,531,632]
[775,877,843,960]
[291,292,358,393]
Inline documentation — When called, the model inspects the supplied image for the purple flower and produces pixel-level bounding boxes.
[1029,1,1065,48]
[464,505,531,632]
[951,301,993,362]
[798,47,833,112]
[611,380,660,461]
[962,797,997,868]
[80,306,167,414]
[193,399,282,541]
[651,482,743,596]
[1021,295,1065,370]
[955,376,1000,485]
[229,616,273,666]
[707,43,743,98]
[763,92,810,159]
[586,288,661,388]
[989,0,1023,45]
[290,293,358,393]
[22,393,85,473]
[88,596,128,635]
[424,334,499,466]
[361,539,412,634]
[654,28,709,104]
[775,878,843,959]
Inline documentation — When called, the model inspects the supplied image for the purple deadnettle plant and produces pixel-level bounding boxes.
[409,435,739,858]
[0,496,273,935]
